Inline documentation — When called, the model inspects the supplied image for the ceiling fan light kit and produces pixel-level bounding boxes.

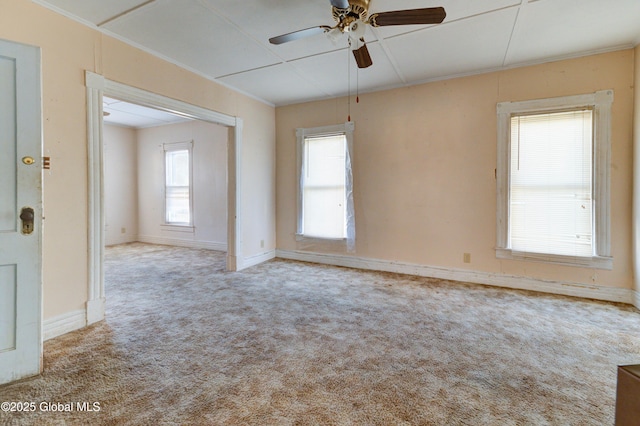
[327,27,344,44]
[269,0,446,69]
[348,19,366,39]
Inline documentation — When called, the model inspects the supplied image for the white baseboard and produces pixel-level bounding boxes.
[43,309,86,341]
[240,250,276,270]
[86,297,105,325]
[43,251,638,343]
[276,249,635,305]
[105,235,137,246]
[138,235,227,252]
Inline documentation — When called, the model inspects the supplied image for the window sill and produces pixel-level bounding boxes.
[161,224,195,233]
[496,248,612,270]
[295,234,346,243]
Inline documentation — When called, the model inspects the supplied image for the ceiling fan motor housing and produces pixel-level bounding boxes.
[333,0,370,24]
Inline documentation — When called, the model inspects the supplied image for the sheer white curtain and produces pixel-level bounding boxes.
[296,122,355,251]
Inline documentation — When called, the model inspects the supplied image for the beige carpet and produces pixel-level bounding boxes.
[1,243,639,425]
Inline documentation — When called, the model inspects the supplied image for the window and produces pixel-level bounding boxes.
[164,141,193,226]
[496,91,613,269]
[302,134,347,238]
[296,122,355,250]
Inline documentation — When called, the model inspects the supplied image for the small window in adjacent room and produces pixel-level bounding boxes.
[496,91,613,269]
[296,122,355,250]
[164,141,193,226]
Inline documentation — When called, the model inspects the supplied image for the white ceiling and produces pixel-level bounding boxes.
[103,96,193,128]
[36,0,640,106]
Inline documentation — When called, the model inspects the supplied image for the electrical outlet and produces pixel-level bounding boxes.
[121,227,126,234]
[260,239,264,248]
[463,253,471,263]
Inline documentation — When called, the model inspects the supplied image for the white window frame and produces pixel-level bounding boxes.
[296,122,355,251]
[496,90,613,269]
[162,140,194,232]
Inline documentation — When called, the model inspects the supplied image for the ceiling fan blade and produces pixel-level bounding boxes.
[352,43,373,69]
[369,7,446,27]
[269,26,332,45]
[330,0,350,9]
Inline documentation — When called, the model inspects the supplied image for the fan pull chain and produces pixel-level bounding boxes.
[347,38,351,122]
[356,64,359,104]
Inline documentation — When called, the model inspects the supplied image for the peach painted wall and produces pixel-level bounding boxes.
[0,0,275,320]
[276,50,635,292]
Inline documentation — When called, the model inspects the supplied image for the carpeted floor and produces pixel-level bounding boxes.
[1,242,639,425]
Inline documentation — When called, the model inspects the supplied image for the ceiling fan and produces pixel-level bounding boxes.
[269,0,446,69]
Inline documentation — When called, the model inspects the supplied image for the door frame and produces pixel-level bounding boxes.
[85,71,242,324]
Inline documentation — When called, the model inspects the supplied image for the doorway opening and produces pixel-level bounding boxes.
[86,71,242,325]
[102,97,228,251]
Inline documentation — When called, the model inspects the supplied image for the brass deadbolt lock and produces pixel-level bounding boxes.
[22,156,35,165]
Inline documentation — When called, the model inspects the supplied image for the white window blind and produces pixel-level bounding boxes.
[302,134,347,239]
[165,148,191,224]
[509,109,593,257]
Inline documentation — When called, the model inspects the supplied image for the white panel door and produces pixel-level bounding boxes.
[0,39,42,385]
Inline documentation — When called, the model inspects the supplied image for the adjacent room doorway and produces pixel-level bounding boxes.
[101,97,229,252]
[85,71,243,325]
